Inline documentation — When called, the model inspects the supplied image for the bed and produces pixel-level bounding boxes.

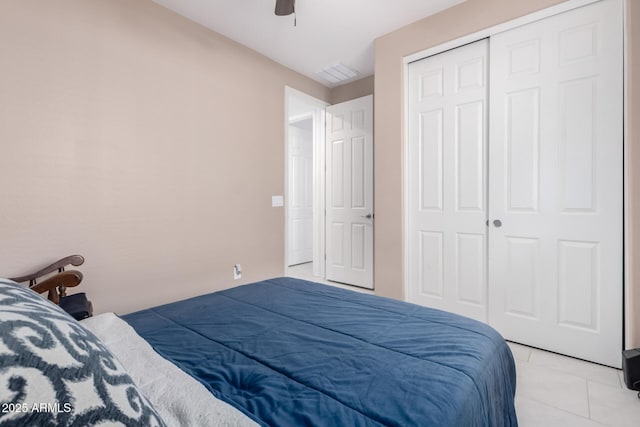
[0,277,517,426]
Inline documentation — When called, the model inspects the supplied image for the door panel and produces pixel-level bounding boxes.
[287,122,313,266]
[558,77,596,211]
[456,232,485,306]
[557,240,598,330]
[352,137,366,208]
[504,237,539,319]
[331,140,345,207]
[456,101,484,211]
[419,231,444,298]
[407,39,489,322]
[325,95,374,289]
[488,0,623,367]
[419,110,444,211]
[506,88,540,212]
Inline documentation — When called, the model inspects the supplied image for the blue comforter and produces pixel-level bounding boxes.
[123,277,517,426]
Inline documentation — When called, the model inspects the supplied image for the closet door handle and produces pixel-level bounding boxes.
[493,219,502,228]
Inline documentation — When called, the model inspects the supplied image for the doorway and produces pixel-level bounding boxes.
[284,87,327,279]
[287,115,313,267]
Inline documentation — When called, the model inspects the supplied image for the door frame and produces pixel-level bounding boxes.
[402,0,630,347]
[284,87,328,278]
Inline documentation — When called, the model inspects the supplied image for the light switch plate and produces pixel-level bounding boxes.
[272,195,284,207]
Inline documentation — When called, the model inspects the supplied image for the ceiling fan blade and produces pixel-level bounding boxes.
[275,0,295,16]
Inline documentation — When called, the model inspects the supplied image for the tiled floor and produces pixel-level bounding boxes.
[286,262,374,294]
[286,263,640,426]
[511,342,640,426]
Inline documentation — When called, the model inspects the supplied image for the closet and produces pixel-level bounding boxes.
[406,0,623,367]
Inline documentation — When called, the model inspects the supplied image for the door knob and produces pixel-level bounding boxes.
[361,213,373,219]
[493,219,502,228]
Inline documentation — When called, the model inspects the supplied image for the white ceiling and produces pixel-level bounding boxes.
[151,0,466,88]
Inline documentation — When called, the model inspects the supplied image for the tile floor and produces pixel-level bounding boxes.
[286,263,640,426]
[511,342,640,426]
[286,262,374,294]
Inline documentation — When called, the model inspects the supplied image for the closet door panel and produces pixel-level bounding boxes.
[419,109,444,211]
[407,39,489,322]
[488,0,623,368]
[505,88,540,212]
[456,101,485,211]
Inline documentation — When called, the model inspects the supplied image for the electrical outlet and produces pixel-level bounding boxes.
[233,264,242,280]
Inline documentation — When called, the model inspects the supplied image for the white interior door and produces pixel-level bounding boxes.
[287,119,314,266]
[407,40,489,322]
[326,95,374,289]
[488,0,623,367]
[406,0,623,367]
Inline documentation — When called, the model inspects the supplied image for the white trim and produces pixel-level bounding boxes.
[289,112,314,125]
[402,58,411,302]
[311,101,327,278]
[284,87,328,279]
[622,0,631,350]
[403,0,601,65]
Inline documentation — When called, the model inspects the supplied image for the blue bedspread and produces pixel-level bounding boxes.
[123,277,517,426]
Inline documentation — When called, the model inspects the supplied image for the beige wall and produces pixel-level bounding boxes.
[373,0,640,347]
[330,75,375,105]
[0,0,330,315]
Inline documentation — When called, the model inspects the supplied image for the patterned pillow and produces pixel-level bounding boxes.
[0,279,166,426]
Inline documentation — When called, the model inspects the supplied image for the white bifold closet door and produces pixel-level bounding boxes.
[487,0,623,368]
[407,0,623,367]
[407,40,489,322]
